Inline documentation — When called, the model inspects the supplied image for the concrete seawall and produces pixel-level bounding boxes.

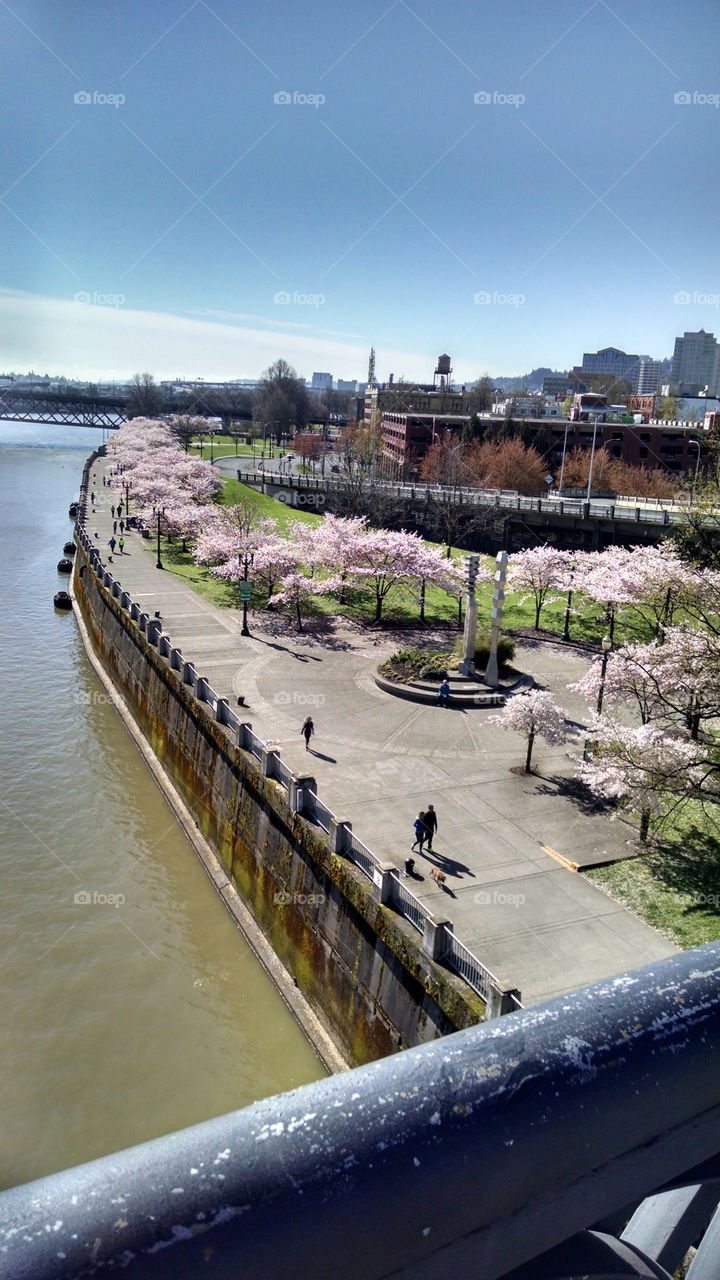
[73,534,484,1066]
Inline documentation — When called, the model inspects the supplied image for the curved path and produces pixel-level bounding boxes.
[88,458,675,1006]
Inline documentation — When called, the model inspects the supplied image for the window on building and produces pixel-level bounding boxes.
[639,447,648,459]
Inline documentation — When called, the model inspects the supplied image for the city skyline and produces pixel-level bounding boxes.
[3,1,720,380]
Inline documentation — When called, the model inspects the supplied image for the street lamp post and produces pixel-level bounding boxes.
[562,589,573,643]
[596,634,612,715]
[558,418,571,494]
[688,439,701,502]
[123,481,131,518]
[239,548,254,637]
[153,506,165,570]
[586,413,601,502]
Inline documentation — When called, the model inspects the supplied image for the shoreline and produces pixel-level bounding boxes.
[70,468,348,1077]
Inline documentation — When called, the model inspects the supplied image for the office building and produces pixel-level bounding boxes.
[670,331,720,396]
[311,372,333,391]
[635,360,662,395]
[578,347,642,387]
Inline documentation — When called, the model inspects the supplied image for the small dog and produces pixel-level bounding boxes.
[429,866,447,887]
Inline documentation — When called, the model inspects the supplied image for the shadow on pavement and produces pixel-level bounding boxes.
[534,773,614,817]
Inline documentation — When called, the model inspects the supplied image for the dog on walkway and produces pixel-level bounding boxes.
[429,866,447,888]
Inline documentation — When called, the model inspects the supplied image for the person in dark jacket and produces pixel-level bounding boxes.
[411,811,429,854]
[424,803,438,852]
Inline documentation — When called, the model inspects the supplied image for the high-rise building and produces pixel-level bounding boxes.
[311,372,333,391]
[578,347,641,386]
[335,379,357,393]
[670,330,720,395]
[636,360,662,395]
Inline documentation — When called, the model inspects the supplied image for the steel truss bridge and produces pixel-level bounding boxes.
[0,388,254,429]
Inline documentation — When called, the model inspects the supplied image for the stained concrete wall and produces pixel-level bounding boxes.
[73,542,483,1066]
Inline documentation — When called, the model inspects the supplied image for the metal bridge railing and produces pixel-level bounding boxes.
[2,943,720,1280]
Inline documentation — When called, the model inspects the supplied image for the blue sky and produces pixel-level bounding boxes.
[2,0,720,383]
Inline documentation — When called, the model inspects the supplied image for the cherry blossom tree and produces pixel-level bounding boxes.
[572,628,720,741]
[488,690,570,773]
[579,720,707,843]
[347,527,464,622]
[507,547,570,631]
[269,573,342,631]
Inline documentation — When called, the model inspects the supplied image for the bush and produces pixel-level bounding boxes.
[379,647,454,683]
[453,631,515,675]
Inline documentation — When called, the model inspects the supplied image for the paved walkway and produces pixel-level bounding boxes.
[87,459,675,1006]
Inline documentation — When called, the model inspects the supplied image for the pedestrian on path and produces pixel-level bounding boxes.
[102,476,106,487]
[91,490,96,505]
[301,716,314,751]
[113,520,117,534]
[118,536,125,555]
[117,502,123,517]
[108,536,116,555]
[111,504,116,518]
[411,811,429,854]
[119,519,124,532]
[424,804,438,852]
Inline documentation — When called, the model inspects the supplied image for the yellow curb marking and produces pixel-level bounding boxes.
[540,844,580,873]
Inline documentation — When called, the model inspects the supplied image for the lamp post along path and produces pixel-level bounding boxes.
[485,550,508,689]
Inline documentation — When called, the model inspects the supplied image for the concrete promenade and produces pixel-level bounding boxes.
[88,458,675,1006]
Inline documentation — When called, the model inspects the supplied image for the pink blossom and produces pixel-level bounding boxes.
[488,689,570,772]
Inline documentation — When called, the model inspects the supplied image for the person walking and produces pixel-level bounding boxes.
[119,518,125,533]
[411,811,429,854]
[111,504,116,518]
[113,520,117,534]
[102,476,106,487]
[117,502,123,517]
[301,716,314,751]
[91,490,96,505]
[118,536,125,555]
[437,678,450,708]
[424,803,438,852]
[108,536,116,555]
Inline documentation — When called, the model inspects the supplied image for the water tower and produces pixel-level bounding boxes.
[434,353,452,390]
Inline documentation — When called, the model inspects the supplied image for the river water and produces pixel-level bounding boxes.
[0,423,323,1191]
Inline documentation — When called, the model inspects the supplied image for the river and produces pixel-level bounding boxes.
[0,423,323,1191]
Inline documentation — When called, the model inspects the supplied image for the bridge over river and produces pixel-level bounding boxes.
[0,387,253,429]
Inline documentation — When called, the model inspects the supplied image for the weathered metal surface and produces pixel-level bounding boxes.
[2,942,720,1279]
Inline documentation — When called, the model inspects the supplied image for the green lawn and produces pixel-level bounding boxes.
[585,802,720,949]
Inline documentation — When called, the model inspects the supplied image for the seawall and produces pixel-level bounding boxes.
[72,499,484,1067]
